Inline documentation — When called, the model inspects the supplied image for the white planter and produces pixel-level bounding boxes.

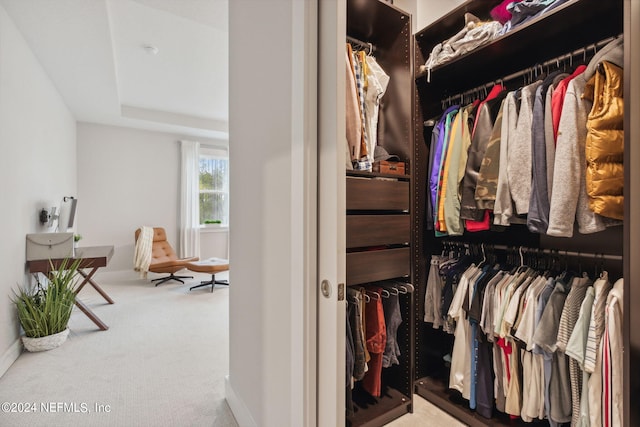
[21,328,69,352]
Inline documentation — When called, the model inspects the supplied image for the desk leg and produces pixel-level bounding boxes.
[74,299,109,331]
[77,268,114,304]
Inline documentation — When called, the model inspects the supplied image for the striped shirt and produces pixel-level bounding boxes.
[584,273,612,373]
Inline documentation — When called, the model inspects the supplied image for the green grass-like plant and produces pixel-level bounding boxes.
[12,258,82,338]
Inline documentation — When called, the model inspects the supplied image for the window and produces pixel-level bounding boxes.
[199,147,229,227]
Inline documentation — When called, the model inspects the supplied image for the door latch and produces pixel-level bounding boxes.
[321,280,331,298]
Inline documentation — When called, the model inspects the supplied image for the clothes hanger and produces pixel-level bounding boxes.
[379,283,400,295]
[514,246,529,275]
[366,290,381,301]
[481,243,486,267]
[398,282,414,293]
[599,253,607,279]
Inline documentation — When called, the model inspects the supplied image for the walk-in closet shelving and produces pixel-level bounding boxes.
[412,0,625,426]
[345,0,415,426]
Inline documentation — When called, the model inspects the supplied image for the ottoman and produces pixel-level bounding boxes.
[185,258,229,292]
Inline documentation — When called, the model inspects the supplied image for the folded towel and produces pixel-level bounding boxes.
[134,226,154,278]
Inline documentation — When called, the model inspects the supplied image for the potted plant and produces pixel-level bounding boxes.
[203,219,224,229]
[12,257,81,352]
[73,234,82,256]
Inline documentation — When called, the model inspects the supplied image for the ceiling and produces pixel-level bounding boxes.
[0,0,229,140]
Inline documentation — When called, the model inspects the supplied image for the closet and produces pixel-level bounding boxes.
[341,0,638,425]
[345,0,415,425]
[411,0,628,426]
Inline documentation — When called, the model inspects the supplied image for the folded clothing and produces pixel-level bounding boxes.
[424,13,503,79]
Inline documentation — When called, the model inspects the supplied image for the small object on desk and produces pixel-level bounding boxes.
[185,258,230,292]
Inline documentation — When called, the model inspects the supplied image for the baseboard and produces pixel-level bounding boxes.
[0,338,22,378]
[225,375,257,427]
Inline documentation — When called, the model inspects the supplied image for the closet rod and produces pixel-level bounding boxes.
[346,35,376,53]
[443,241,623,262]
[438,34,622,108]
[497,245,622,262]
[498,34,621,85]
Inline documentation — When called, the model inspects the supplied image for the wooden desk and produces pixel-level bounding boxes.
[26,245,115,331]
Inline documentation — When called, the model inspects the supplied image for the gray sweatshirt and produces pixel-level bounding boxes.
[507,80,543,215]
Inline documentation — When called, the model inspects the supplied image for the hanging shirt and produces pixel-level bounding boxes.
[533,280,571,426]
[475,99,505,210]
[430,106,459,229]
[566,285,595,427]
[362,288,387,397]
[345,45,362,163]
[424,255,445,327]
[443,104,476,235]
[493,91,526,226]
[436,110,461,234]
[382,294,402,368]
[435,107,460,235]
[363,55,390,164]
[551,65,587,142]
[584,272,613,373]
[449,265,479,398]
[351,51,370,170]
[507,80,542,215]
[527,71,565,234]
[544,80,561,203]
[460,84,506,226]
[426,123,440,231]
[602,278,623,427]
[556,276,590,427]
[347,288,367,381]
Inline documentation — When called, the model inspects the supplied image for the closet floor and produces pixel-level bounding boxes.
[385,394,467,427]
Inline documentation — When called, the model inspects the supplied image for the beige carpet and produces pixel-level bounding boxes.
[0,269,470,427]
[0,269,237,427]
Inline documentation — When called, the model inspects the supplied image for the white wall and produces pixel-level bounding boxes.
[227,0,315,426]
[0,3,76,376]
[201,229,229,260]
[416,0,466,30]
[393,0,417,31]
[392,0,466,33]
[76,122,227,272]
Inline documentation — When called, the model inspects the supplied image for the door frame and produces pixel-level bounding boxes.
[317,0,347,426]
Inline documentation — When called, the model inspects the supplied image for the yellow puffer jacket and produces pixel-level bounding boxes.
[583,60,624,220]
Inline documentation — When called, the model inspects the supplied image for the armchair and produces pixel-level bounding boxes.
[134,227,198,286]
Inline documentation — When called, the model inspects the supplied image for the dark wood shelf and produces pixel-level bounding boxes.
[347,0,409,51]
[347,170,410,181]
[345,0,413,425]
[415,0,623,96]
